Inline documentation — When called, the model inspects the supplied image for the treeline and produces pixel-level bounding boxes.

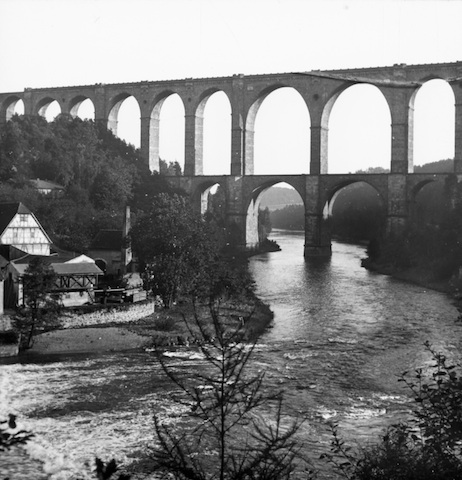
[0,115,181,252]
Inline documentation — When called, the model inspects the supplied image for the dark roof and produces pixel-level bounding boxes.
[12,262,103,276]
[90,230,123,251]
[0,203,32,235]
[0,244,33,262]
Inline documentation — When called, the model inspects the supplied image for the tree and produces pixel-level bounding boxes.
[258,207,272,242]
[130,193,224,308]
[14,257,62,348]
[149,304,310,479]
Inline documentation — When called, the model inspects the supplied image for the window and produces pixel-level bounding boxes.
[19,214,28,224]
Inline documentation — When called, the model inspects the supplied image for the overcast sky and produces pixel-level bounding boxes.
[1,0,461,174]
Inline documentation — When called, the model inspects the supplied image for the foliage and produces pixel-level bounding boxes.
[90,458,131,480]
[258,207,272,242]
[0,114,163,253]
[14,257,62,348]
[321,343,462,479]
[149,303,311,479]
[366,173,462,280]
[130,193,222,307]
[271,204,304,231]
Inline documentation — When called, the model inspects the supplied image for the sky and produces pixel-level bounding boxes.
[1,0,462,175]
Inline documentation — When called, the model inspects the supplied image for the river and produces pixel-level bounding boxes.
[1,230,461,479]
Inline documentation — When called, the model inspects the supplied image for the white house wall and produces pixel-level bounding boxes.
[1,214,51,255]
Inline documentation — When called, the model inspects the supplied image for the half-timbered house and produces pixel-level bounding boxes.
[0,202,52,256]
[0,202,103,308]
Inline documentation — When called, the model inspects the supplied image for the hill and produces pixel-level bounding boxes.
[259,186,303,211]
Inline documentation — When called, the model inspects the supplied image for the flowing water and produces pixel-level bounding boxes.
[1,230,461,478]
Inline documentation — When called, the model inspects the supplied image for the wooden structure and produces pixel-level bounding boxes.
[11,255,103,307]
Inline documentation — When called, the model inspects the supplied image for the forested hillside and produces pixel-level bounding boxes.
[0,115,180,252]
[259,186,302,210]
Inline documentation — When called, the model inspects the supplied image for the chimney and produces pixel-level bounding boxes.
[121,205,132,274]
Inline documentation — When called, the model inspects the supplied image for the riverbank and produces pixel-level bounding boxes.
[26,295,274,356]
[361,257,456,294]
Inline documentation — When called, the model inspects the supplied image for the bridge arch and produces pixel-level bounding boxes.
[324,180,387,242]
[35,96,62,120]
[245,180,305,248]
[195,181,226,215]
[412,78,455,167]
[247,85,311,175]
[108,92,137,134]
[199,90,232,175]
[155,91,185,170]
[327,84,392,174]
[410,176,448,225]
[2,95,24,122]
[69,95,95,120]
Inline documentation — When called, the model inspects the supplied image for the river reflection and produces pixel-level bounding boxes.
[2,230,461,479]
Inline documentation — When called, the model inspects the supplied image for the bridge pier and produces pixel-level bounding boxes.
[386,174,409,238]
[303,176,332,256]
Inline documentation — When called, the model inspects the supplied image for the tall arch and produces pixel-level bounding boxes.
[327,84,392,174]
[201,91,232,175]
[249,87,311,175]
[3,96,24,121]
[108,94,141,147]
[245,181,305,248]
[69,96,95,120]
[36,97,62,121]
[325,181,386,242]
[155,93,185,173]
[412,79,455,167]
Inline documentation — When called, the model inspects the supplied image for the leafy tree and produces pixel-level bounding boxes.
[89,158,135,213]
[130,193,224,308]
[14,257,62,348]
[159,158,182,176]
[149,304,311,479]
[258,207,272,242]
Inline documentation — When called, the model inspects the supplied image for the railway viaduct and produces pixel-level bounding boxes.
[1,62,462,255]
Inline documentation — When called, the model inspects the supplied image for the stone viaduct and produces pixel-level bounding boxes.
[1,62,462,255]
